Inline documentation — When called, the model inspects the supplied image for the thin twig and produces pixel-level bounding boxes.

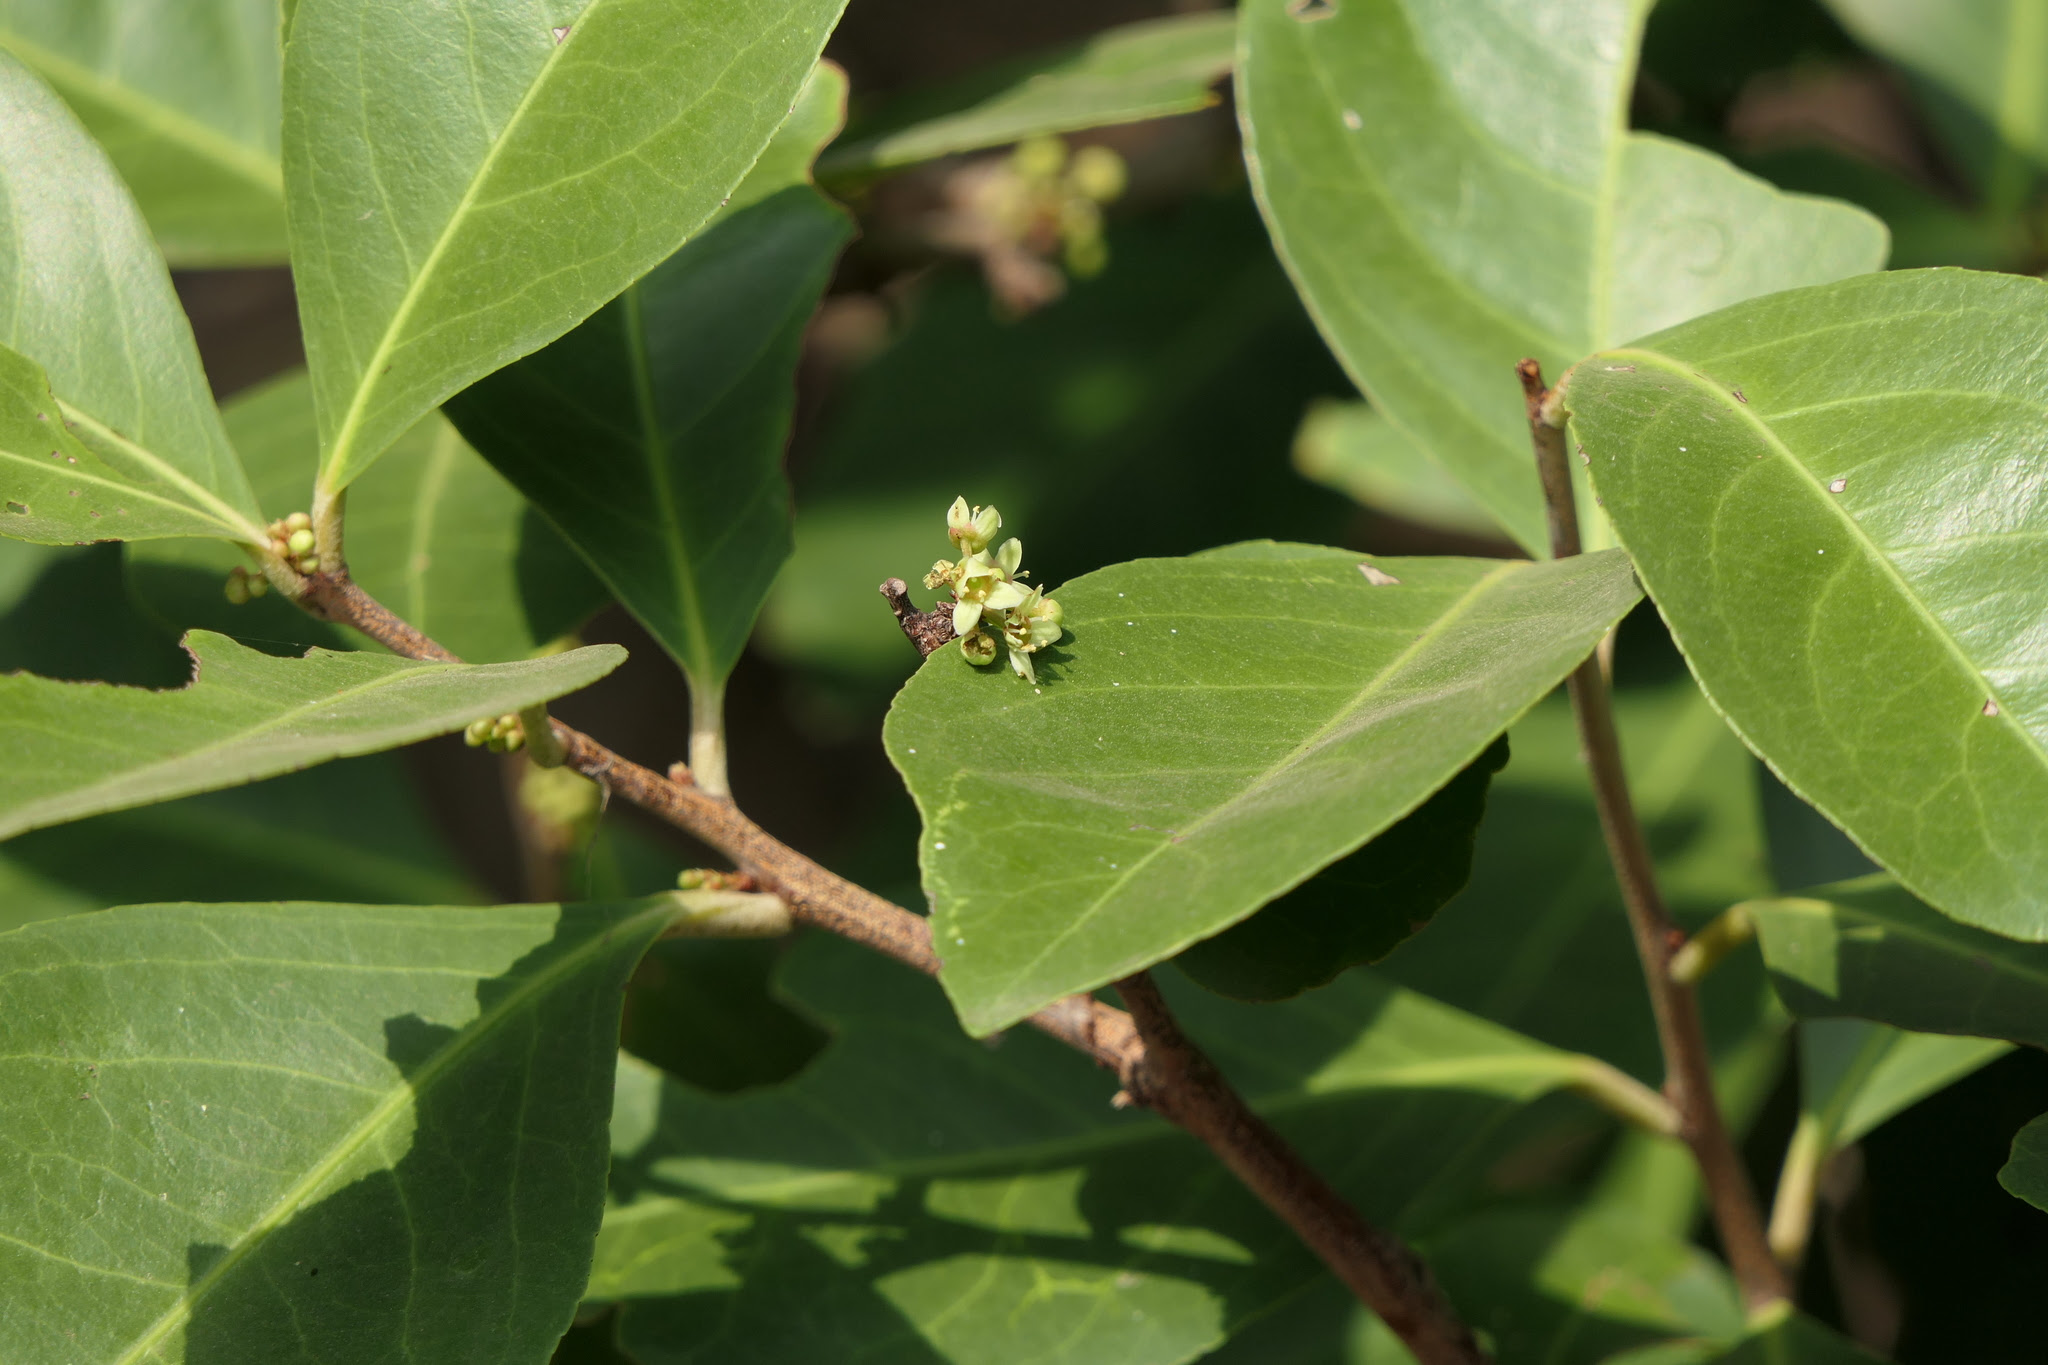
[1117,973,1488,1365]
[1519,359,1789,1309]
[305,564,1489,1361]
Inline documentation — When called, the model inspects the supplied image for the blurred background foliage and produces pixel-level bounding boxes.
[4,0,2047,1359]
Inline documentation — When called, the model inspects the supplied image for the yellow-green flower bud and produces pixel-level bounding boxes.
[464,717,493,747]
[1012,134,1067,182]
[285,511,313,532]
[223,568,251,605]
[246,573,269,598]
[286,528,316,556]
[1067,145,1127,204]
[958,626,997,665]
[501,725,525,753]
[923,558,957,591]
[297,555,321,574]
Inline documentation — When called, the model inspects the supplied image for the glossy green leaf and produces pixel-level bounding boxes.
[819,11,1234,178]
[1173,736,1506,1002]
[1999,1110,2048,1212]
[886,543,1640,1035]
[1562,268,2048,940]
[0,895,674,1365]
[1239,0,1888,552]
[287,0,848,496]
[130,370,608,663]
[1748,878,2048,1048]
[0,630,624,838]
[0,755,483,934]
[0,0,286,265]
[0,50,263,546]
[1291,399,1501,540]
[597,934,1656,1365]
[446,63,853,779]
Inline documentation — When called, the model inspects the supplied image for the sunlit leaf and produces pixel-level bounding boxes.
[820,11,1234,178]
[1291,399,1502,540]
[0,896,674,1365]
[287,0,848,495]
[0,0,286,264]
[1562,268,2048,939]
[0,50,263,546]
[885,542,1640,1034]
[0,630,624,838]
[447,62,853,749]
[1239,0,1887,551]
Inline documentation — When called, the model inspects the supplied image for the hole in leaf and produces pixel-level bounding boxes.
[5,501,27,514]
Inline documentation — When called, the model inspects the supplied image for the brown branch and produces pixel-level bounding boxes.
[305,561,1489,1361]
[1519,359,1789,1308]
[1117,973,1488,1365]
[881,577,956,657]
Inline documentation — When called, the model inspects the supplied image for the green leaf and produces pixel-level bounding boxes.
[0,630,624,838]
[0,0,286,265]
[1561,268,2048,940]
[1999,1110,2048,1212]
[446,63,854,775]
[597,934,1655,1365]
[287,0,848,496]
[1748,878,2048,1048]
[1798,1017,2011,1154]
[1173,736,1506,1002]
[1238,0,1888,552]
[0,754,484,934]
[886,543,1640,1035]
[0,51,263,545]
[1291,399,1502,540]
[819,11,1234,178]
[130,370,608,663]
[0,895,673,1365]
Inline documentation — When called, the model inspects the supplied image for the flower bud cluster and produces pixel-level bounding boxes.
[984,136,1128,279]
[676,868,753,892]
[222,564,270,605]
[464,712,527,754]
[264,511,321,576]
[922,497,1065,683]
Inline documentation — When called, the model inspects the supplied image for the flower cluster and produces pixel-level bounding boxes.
[265,511,321,575]
[923,497,1064,683]
[983,135,1128,280]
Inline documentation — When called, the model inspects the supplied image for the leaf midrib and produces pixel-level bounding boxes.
[110,899,671,1365]
[317,5,588,489]
[1593,344,2048,783]
[979,559,1525,1006]
[0,31,282,197]
[61,400,265,541]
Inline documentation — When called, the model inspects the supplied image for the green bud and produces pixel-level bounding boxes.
[284,511,313,532]
[286,528,316,556]
[1012,134,1067,182]
[464,718,493,747]
[297,555,321,574]
[1067,145,1127,204]
[223,568,251,605]
[677,869,710,890]
[958,626,997,665]
[246,573,269,598]
[501,726,525,753]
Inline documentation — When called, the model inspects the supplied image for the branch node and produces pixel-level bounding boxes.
[881,577,956,658]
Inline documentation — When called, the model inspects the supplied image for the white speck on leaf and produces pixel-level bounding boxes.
[906,748,915,754]
[1358,563,1401,586]
[1342,108,1362,130]
[1985,699,2001,716]
[552,24,570,42]
[934,841,946,850]
[1828,477,1848,493]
